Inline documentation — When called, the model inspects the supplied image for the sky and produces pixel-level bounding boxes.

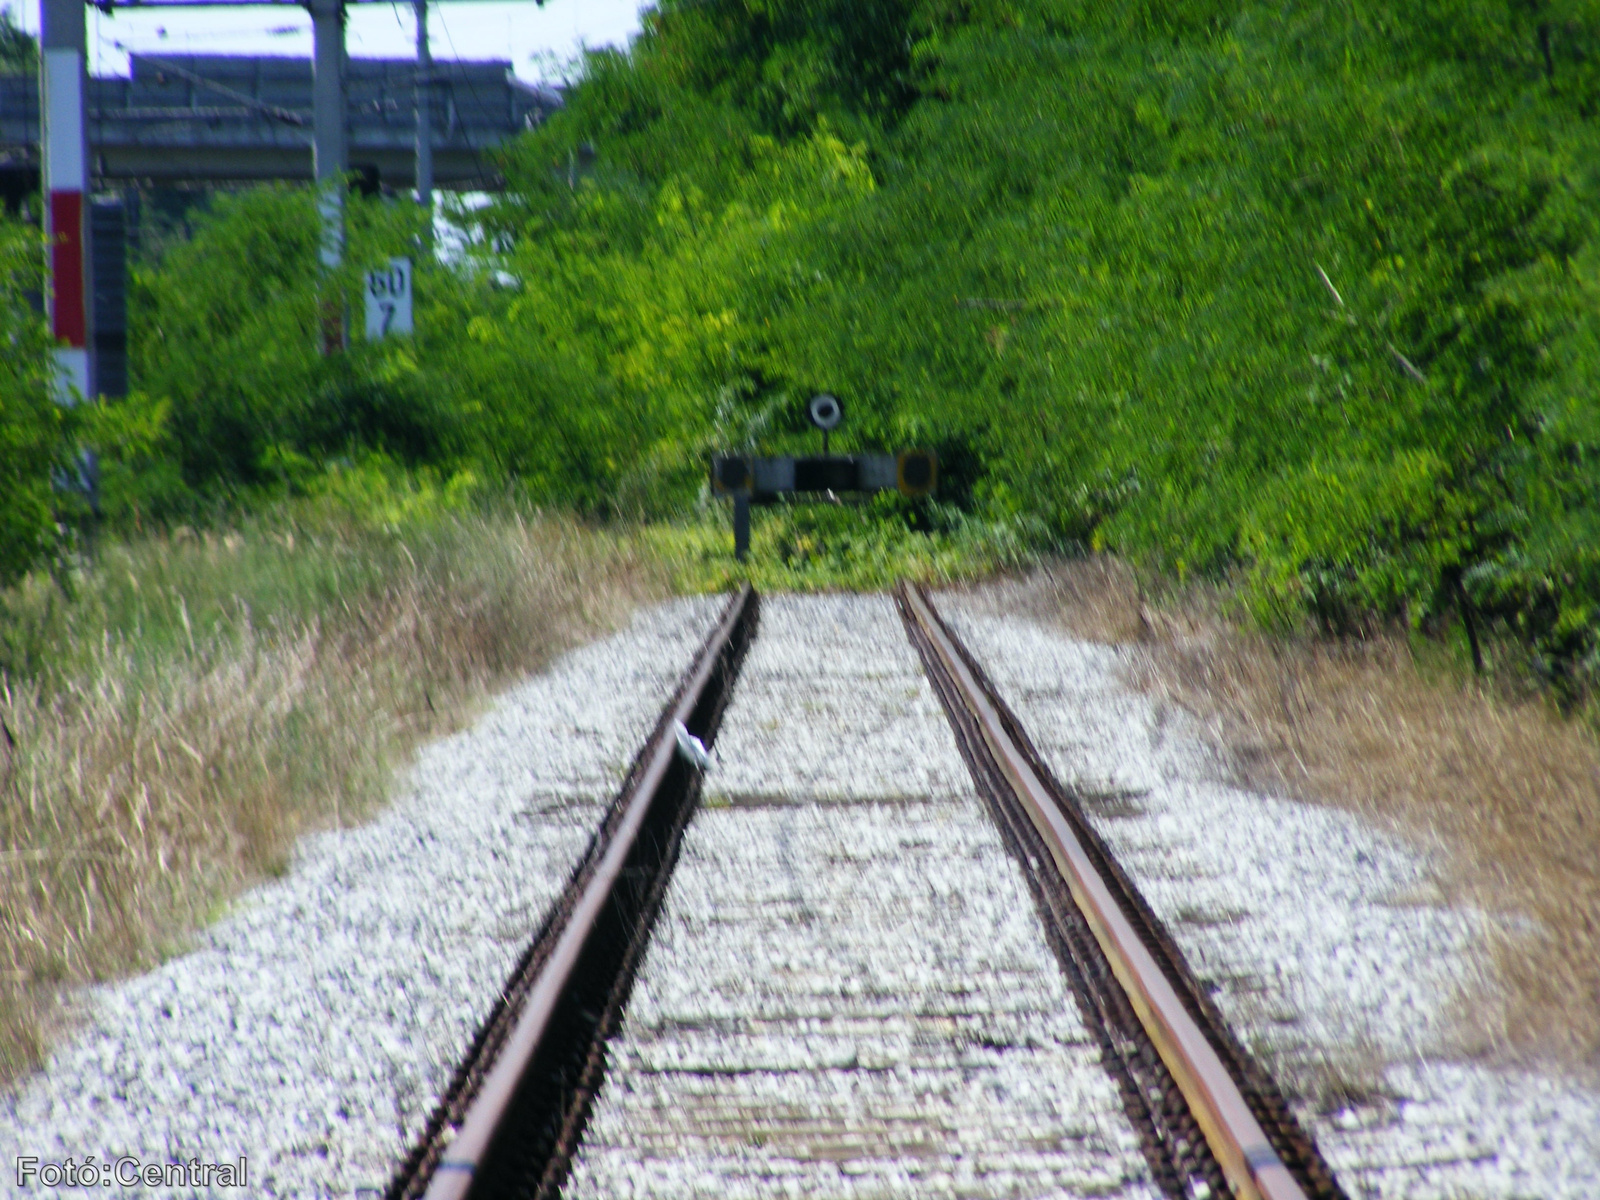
[7,0,649,84]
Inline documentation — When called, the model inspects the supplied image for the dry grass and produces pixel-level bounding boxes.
[997,557,1600,1071]
[0,509,666,1085]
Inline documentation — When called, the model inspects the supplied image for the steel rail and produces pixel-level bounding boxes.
[899,583,1308,1200]
[411,584,756,1200]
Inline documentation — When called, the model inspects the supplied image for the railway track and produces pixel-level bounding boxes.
[388,585,1346,1200]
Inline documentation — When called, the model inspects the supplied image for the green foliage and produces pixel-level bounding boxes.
[0,4,35,75]
[474,125,880,514]
[130,187,477,502]
[22,0,1594,701]
[474,0,1600,691]
[633,0,921,137]
[643,497,1022,593]
[75,391,186,529]
[0,213,66,586]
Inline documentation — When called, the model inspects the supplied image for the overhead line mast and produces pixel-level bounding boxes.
[308,0,346,349]
[415,0,432,213]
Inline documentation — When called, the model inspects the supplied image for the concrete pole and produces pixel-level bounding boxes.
[40,0,93,402]
[310,0,346,350]
[414,0,432,214]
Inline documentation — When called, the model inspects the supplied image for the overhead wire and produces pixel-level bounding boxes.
[68,0,556,217]
[432,3,495,190]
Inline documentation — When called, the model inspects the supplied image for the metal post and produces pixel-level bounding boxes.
[90,197,127,399]
[733,494,750,563]
[40,0,93,403]
[310,0,346,351]
[414,0,432,214]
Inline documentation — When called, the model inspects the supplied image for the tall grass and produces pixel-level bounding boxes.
[1012,558,1600,1071]
[0,500,665,1083]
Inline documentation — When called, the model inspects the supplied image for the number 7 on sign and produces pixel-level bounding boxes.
[365,257,414,340]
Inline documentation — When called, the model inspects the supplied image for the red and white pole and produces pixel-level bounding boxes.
[40,0,93,403]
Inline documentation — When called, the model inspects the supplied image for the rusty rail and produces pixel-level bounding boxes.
[389,584,758,1200]
[898,582,1336,1200]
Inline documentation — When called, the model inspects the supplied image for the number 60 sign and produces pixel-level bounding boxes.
[365,257,413,339]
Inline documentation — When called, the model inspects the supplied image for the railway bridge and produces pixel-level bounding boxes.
[0,52,560,203]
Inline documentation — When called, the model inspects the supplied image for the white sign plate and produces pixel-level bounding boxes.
[365,257,413,339]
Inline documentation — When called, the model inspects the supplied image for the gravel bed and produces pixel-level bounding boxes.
[938,588,1600,1200]
[0,597,723,1199]
[566,595,1159,1200]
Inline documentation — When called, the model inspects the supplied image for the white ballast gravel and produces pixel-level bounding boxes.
[0,597,723,1199]
[939,591,1600,1200]
[10,585,1575,1200]
[565,594,1159,1200]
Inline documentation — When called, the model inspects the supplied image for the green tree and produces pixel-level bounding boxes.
[0,214,65,584]
[131,187,478,501]
[0,4,36,75]
[478,0,1600,681]
[117,0,1600,691]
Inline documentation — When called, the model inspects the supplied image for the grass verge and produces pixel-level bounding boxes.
[0,479,1020,1088]
[0,497,666,1085]
[645,498,1030,592]
[1003,557,1600,1071]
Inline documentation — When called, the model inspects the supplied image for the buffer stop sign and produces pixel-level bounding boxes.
[808,393,843,431]
[365,257,413,339]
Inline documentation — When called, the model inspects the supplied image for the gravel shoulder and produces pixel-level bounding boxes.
[0,597,722,1198]
[939,587,1600,1199]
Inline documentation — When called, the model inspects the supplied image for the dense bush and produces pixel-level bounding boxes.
[7,0,1598,695]
[463,0,1600,693]
[0,215,66,587]
[128,188,479,500]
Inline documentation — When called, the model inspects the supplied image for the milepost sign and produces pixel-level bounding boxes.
[365,257,414,339]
